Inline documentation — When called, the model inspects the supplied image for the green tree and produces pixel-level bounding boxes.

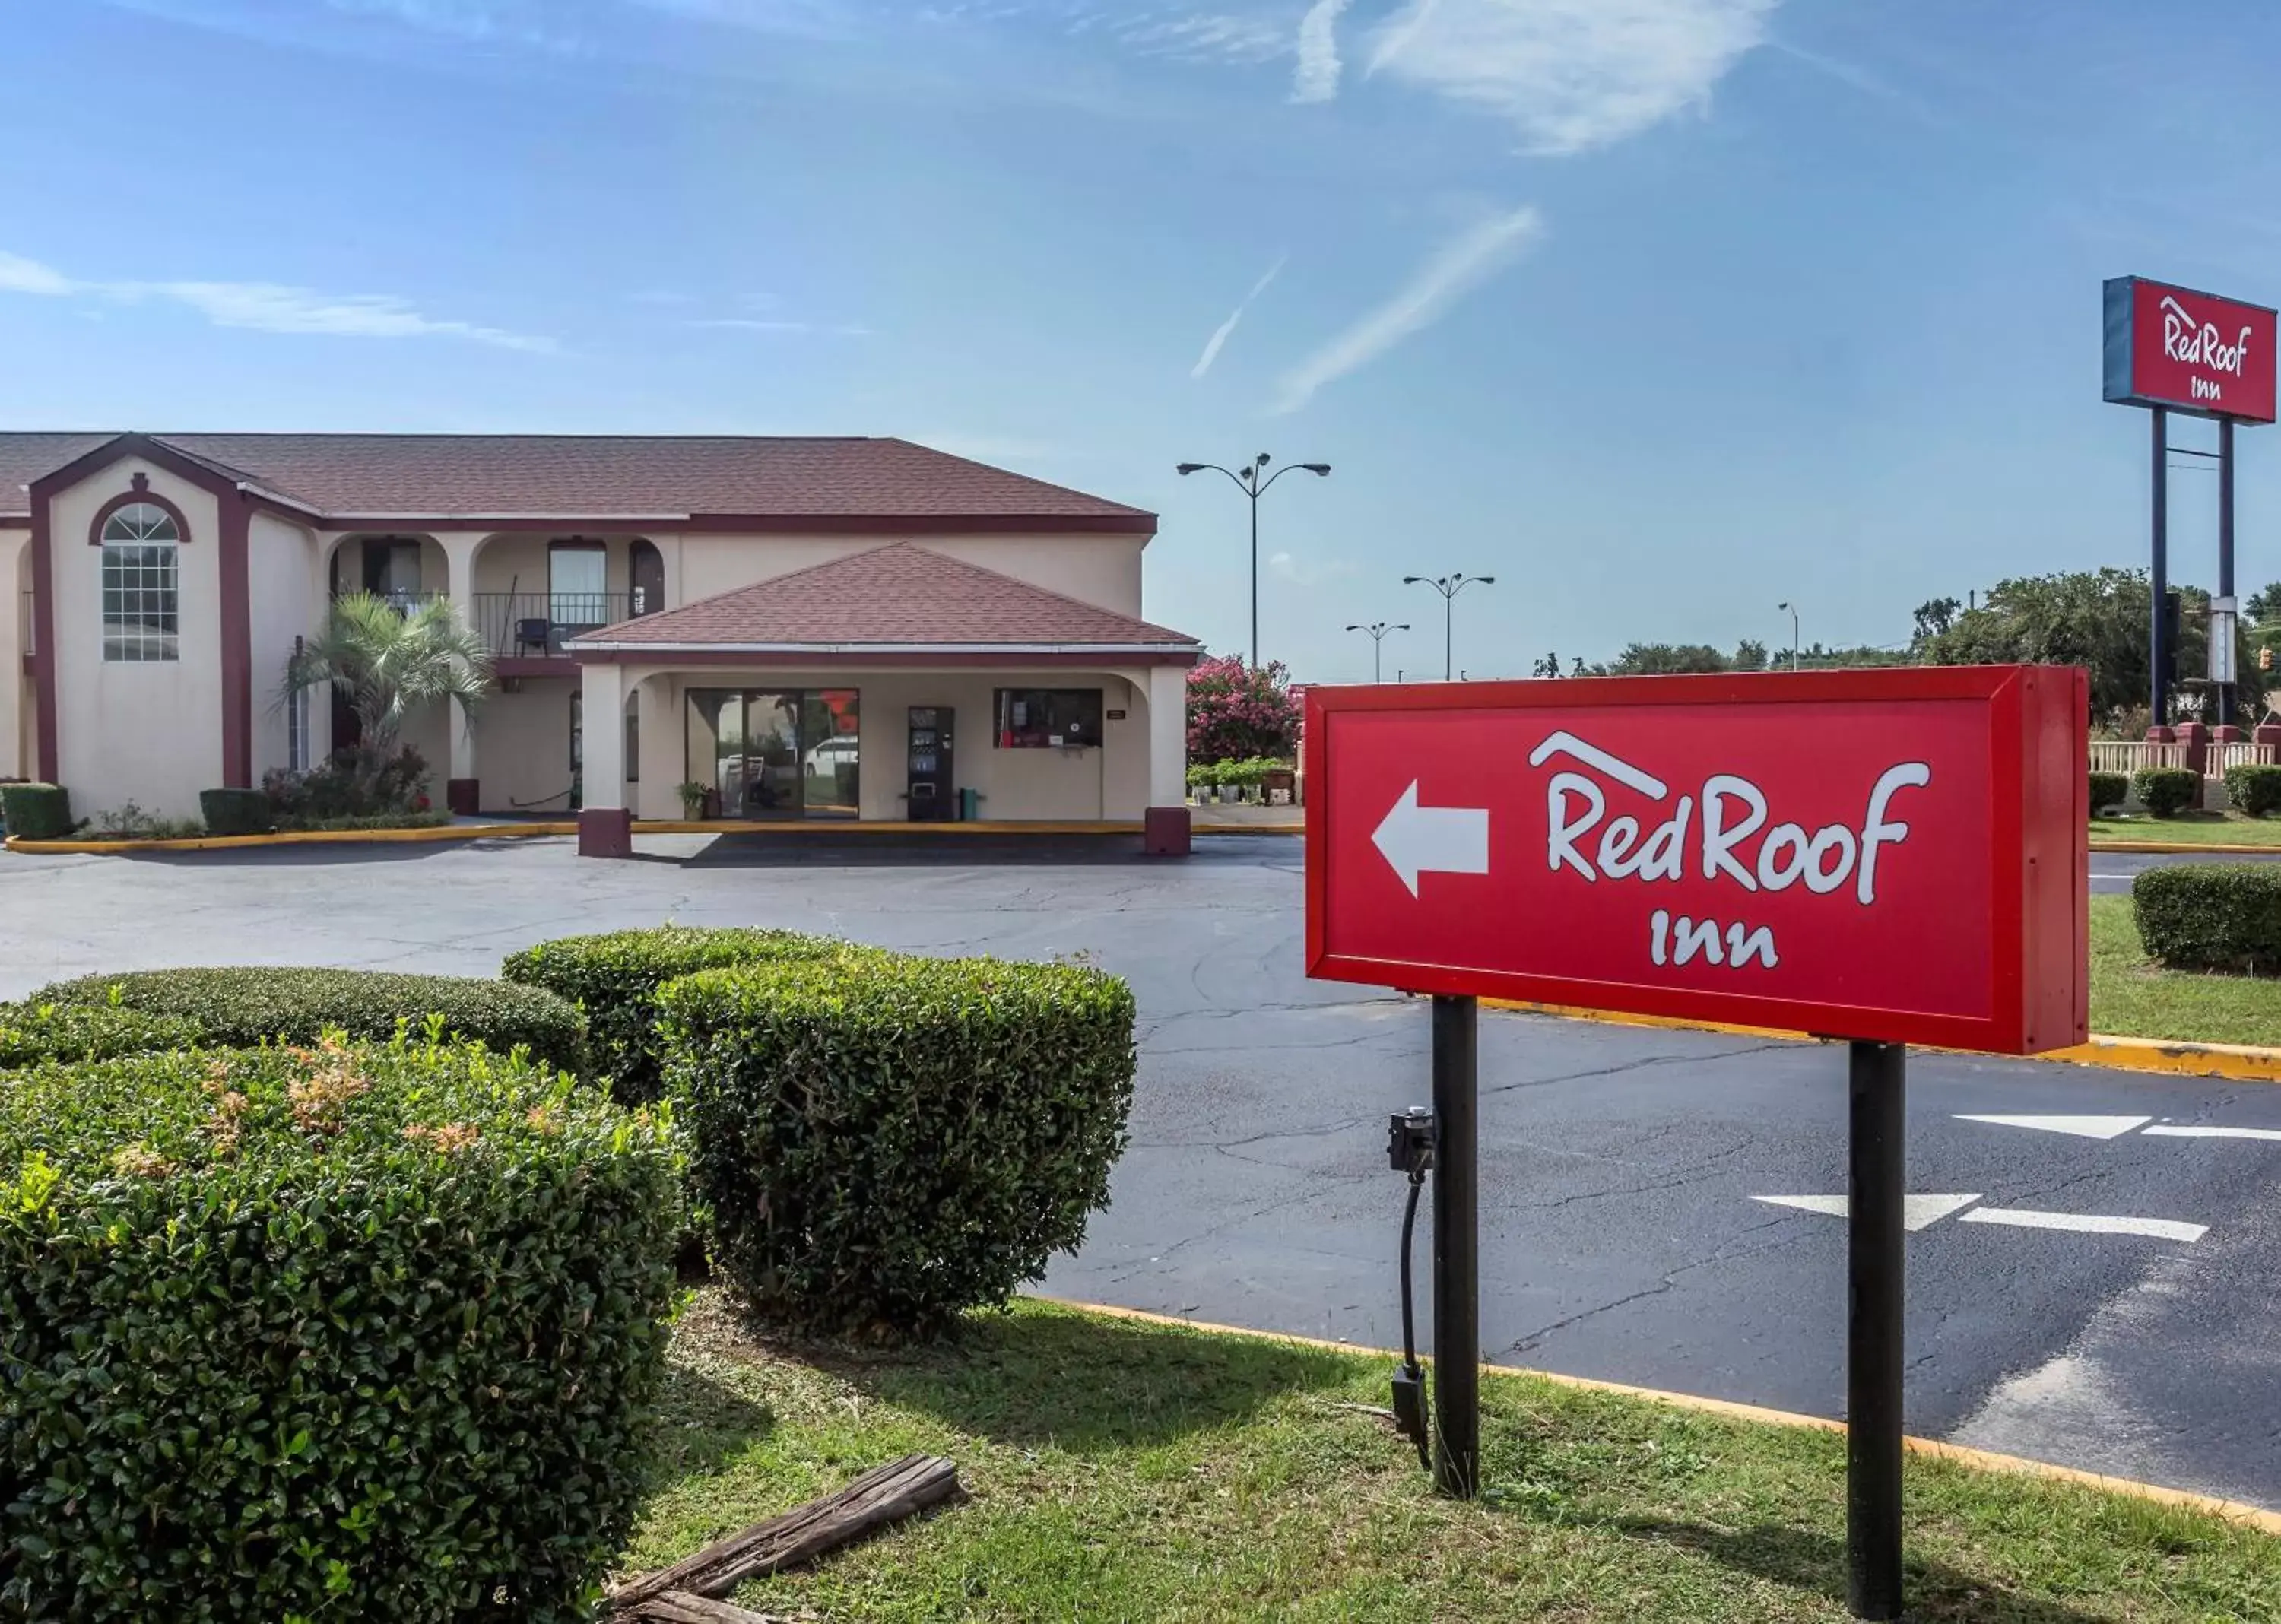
[1601,642,1732,676]
[1919,567,2258,725]
[1731,639,1769,673]
[1911,597,1963,646]
[281,592,494,782]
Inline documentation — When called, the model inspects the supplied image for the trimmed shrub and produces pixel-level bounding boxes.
[2133,766,2200,818]
[0,1039,680,1622]
[30,967,586,1074]
[2133,864,2281,974]
[502,925,858,1104]
[198,787,272,836]
[0,782,72,840]
[0,1001,203,1069]
[660,953,1138,1337]
[2088,771,2129,814]
[2225,762,2281,817]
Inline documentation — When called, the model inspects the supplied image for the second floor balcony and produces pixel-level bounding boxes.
[471,591,652,661]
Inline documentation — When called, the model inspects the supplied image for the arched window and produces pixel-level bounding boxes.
[100,501,181,662]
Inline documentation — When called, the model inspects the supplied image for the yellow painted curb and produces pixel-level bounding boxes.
[1194,823,1305,836]
[2092,839,2281,855]
[630,819,1144,836]
[1483,1000,2281,1083]
[1038,1297,2281,1536]
[5,823,576,855]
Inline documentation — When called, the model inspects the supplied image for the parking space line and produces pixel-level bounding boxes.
[2143,1124,2281,1143]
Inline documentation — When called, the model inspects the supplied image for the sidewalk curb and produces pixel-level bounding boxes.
[5,822,575,855]
[2091,839,2281,855]
[1039,1297,2281,1536]
[1484,999,2281,1083]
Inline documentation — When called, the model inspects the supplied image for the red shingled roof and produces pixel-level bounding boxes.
[0,432,1153,528]
[569,544,1198,651]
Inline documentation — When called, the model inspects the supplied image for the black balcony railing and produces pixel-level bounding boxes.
[471,592,647,659]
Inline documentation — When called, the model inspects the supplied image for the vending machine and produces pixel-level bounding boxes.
[906,707,955,820]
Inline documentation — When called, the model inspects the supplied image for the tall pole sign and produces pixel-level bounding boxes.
[1305,668,2089,1621]
[2104,277,2276,730]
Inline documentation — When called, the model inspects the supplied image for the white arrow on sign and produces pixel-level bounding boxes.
[1373,780,1491,899]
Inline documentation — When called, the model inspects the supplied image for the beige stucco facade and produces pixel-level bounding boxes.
[0,436,1190,831]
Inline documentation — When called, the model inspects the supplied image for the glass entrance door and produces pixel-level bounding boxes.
[686,689,858,820]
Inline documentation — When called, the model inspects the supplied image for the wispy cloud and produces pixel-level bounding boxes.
[0,248,554,351]
[1191,252,1288,379]
[1366,0,1778,155]
[1268,549,1359,586]
[687,317,876,336]
[1273,206,1542,414]
[1291,0,1352,103]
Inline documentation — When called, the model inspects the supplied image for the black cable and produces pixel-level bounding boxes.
[1399,1171,1424,1367]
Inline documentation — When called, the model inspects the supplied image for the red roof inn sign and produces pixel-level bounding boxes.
[2104,275,2278,423]
[1305,667,2089,1055]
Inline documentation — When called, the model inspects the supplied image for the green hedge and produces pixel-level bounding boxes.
[0,1039,680,1622]
[2133,766,2200,818]
[2225,763,2281,817]
[0,782,72,840]
[502,925,858,1105]
[659,954,1137,1338]
[2089,770,2129,814]
[31,967,586,1074]
[198,788,272,836]
[2133,865,2281,974]
[0,1002,204,1069]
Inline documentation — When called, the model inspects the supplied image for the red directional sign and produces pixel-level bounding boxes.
[1305,667,2088,1055]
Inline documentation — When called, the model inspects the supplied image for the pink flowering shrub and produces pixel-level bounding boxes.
[1188,655,1299,763]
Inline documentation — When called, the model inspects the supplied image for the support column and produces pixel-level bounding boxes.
[635,674,680,820]
[577,659,632,857]
[0,537,23,781]
[1144,661,1191,855]
[436,531,487,815]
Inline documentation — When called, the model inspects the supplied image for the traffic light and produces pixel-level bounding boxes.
[2262,644,2274,674]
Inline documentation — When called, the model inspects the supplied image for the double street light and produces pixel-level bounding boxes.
[1403,573,1496,681]
[1176,452,1331,667]
[1345,621,1410,684]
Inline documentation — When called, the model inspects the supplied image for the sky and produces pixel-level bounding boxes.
[2,0,2276,681]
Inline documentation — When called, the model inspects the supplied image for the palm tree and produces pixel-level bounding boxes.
[282,592,494,782]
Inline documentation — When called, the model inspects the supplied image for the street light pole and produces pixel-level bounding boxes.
[1177,453,1332,668]
[1778,601,1800,669]
[1402,574,1496,681]
[1346,621,1410,684]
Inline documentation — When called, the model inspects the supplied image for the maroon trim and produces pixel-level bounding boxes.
[87,482,194,547]
[568,649,1200,670]
[493,656,581,680]
[578,807,633,858]
[30,502,55,782]
[0,516,30,531]
[315,512,1156,536]
[446,777,480,817]
[28,434,257,791]
[218,494,252,787]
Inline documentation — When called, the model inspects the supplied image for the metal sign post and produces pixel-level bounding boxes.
[1430,994,1480,1499]
[1846,1041,1907,1621]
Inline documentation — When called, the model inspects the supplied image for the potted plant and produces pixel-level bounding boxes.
[677,781,709,820]
[1186,763,1211,804]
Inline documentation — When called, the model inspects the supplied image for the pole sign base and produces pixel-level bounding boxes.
[1305,666,2089,1056]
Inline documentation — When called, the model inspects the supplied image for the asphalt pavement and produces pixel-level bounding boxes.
[2,833,2276,1508]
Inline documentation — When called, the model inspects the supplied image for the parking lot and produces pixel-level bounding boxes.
[5,833,2278,1508]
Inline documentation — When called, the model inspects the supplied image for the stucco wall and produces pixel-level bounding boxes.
[51,459,224,819]
[671,535,1147,617]
[471,678,580,815]
[642,666,1160,822]
[248,513,319,779]
[0,533,24,780]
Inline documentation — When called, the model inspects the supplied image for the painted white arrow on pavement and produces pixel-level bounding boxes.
[1750,1194,1983,1232]
[1373,780,1489,899]
[1959,1207,2206,1243]
[1956,1115,2152,1140]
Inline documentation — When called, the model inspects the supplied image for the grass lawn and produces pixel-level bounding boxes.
[2092,810,2281,845]
[2091,893,2281,1047]
[623,1292,2279,1622]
